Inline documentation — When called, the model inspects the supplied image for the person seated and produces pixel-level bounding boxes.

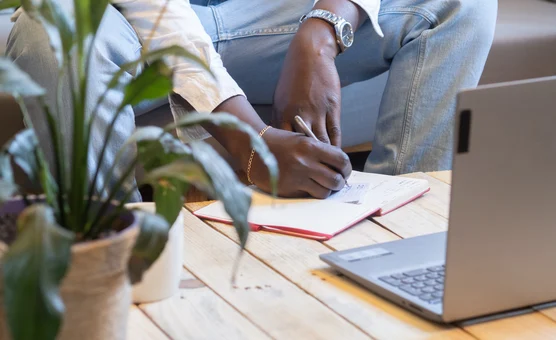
[6,0,497,200]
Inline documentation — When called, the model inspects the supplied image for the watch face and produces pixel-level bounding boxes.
[340,23,354,48]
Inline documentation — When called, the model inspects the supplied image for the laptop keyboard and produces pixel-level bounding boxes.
[379,265,445,305]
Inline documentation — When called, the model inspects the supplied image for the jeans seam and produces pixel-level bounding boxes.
[218,25,298,41]
[379,7,439,27]
[210,5,224,49]
[395,29,429,174]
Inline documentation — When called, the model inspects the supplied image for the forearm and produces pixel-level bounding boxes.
[203,96,268,166]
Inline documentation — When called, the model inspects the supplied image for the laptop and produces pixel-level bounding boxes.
[320,75,556,323]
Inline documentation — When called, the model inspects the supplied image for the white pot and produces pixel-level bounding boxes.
[127,202,184,304]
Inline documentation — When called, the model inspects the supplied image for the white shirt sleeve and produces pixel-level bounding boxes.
[113,0,245,114]
[313,0,384,37]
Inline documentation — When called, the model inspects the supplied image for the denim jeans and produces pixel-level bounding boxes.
[6,0,497,201]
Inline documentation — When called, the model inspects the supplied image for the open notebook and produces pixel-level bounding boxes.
[194,171,430,240]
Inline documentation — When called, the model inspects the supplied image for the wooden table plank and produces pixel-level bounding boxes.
[537,306,556,323]
[180,211,370,340]
[372,173,450,238]
[324,218,400,251]
[128,305,169,340]
[187,202,471,340]
[139,269,270,340]
[427,171,452,185]
[402,173,451,219]
[461,313,556,340]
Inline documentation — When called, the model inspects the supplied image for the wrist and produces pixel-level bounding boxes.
[207,96,268,166]
[296,19,339,58]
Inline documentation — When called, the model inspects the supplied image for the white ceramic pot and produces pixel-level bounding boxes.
[127,202,184,304]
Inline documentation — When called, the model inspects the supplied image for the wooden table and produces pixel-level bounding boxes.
[127,171,556,339]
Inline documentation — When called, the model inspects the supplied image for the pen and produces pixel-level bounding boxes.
[293,115,350,187]
[294,115,318,141]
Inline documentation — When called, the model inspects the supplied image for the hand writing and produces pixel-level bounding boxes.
[272,19,342,147]
[249,128,352,199]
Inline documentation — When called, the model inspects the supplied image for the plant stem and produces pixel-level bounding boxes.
[83,103,126,219]
[79,21,106,227]
[86,184,138,239]
[85,157,138,236]
[142,0,170,57]
[40,97,67,228]
[56,65,65,119]
[85,124,170,232]
[83,132,133,224]
[55,64,69,193]
[14,96,34,130]
[68,54,85,231]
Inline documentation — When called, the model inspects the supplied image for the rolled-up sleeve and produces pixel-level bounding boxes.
[313,0,383,37]
[114,0,245,141]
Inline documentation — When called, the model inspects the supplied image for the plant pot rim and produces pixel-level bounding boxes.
[71,221,138,252]
[0,197,139,252]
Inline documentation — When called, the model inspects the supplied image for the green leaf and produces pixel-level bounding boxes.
[129,128,191,225]
[189,141,251,249]
[121,60,173,108]
[5,129,41,186]
[127,126,166,145]
[4,129,59,210]
[43,101,68,226]
[166,113,279,196]
[143,159,214,195]
[153,178,187,226]
[0,58,45,97]
[0,0,19,11]
[136,46,212,74]
[2,204,74,340]
[35,148,59,212]
[130,127,191,156]
[128,211,169,284]
[38,0,75,66]
[131,127,191,171]
[0,152,17,202]
[73,0,108,52]
[88,0,109,37]
[106,45,214,91]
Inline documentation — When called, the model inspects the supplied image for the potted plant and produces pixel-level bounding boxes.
[0,0,278,339]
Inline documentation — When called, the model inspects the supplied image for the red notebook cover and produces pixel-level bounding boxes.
[195,172,430,240]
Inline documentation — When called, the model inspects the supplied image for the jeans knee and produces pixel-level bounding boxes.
[6,13,58,73]
[450,0,497,44]
[7,6,141,75]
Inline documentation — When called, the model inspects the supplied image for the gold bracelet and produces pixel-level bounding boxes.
[247,125,272,185]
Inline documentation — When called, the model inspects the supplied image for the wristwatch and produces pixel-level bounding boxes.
[299,9,354,54]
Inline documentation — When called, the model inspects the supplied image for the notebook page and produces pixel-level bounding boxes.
[359,175,430,214]
[194,171,429,237]
[328,183,370,204]
[197,190,381,236]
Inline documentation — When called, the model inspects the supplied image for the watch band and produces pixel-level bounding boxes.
[299,9,342,26]
[299,9,354,54]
